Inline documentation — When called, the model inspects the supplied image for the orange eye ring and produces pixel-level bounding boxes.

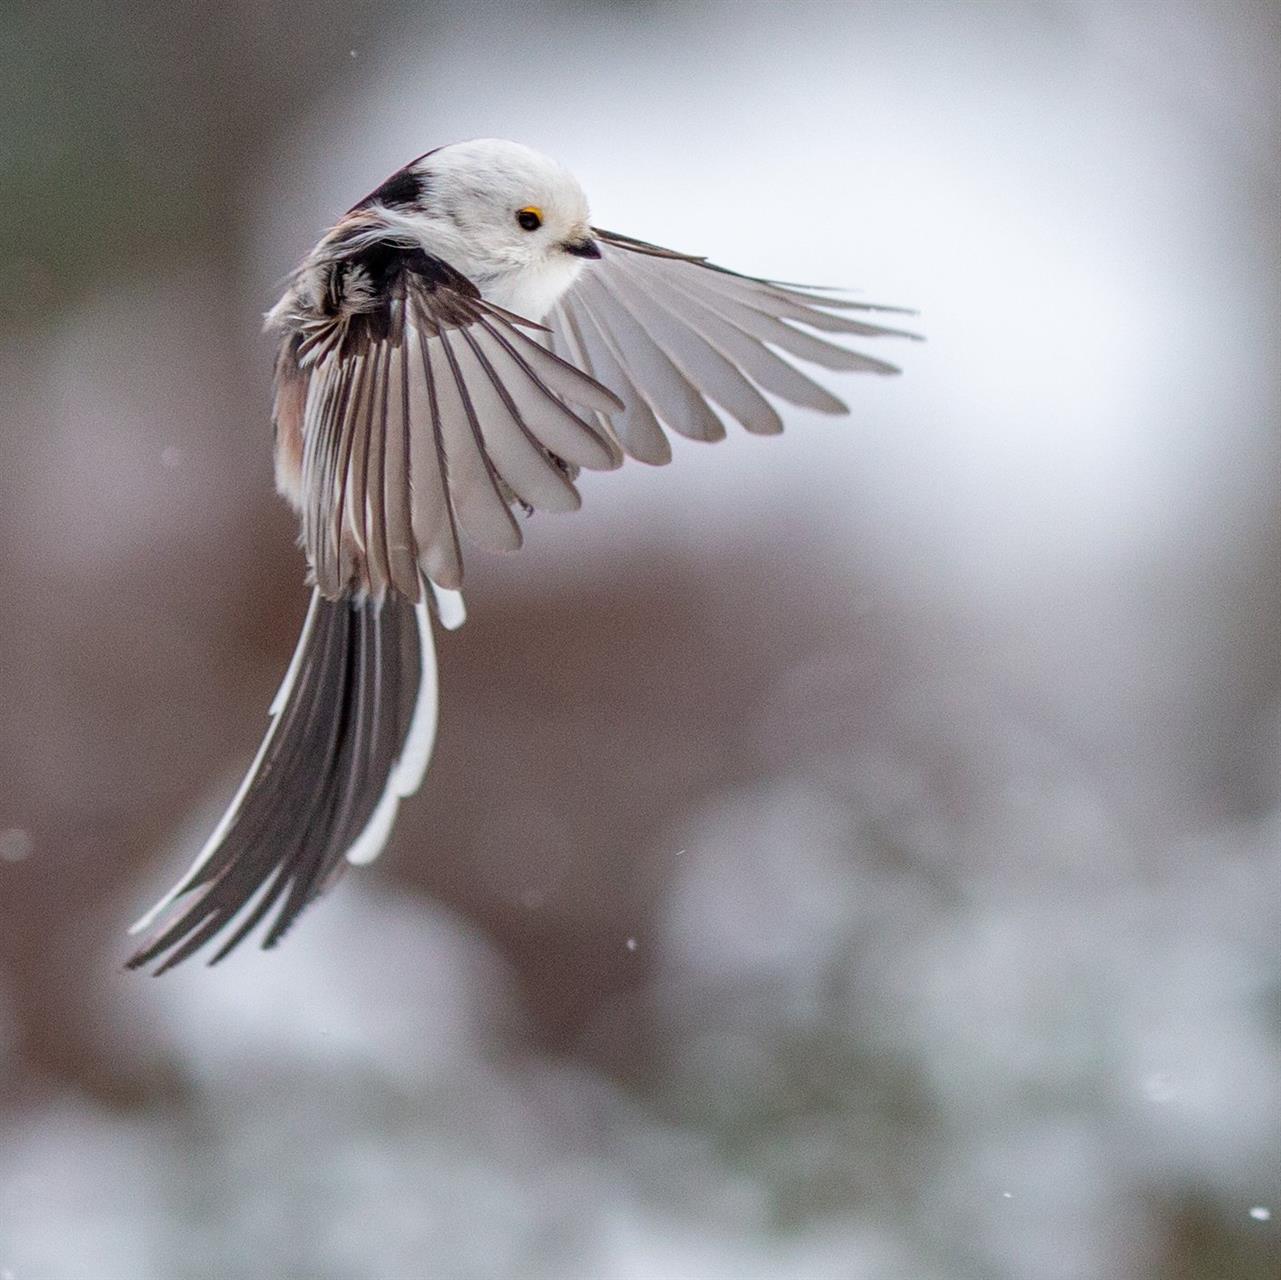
[516,206,543,231]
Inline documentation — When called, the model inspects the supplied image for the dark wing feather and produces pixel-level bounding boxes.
[280,243,623,598]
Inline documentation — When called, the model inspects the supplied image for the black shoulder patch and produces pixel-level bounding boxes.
[400,247,479,298]
[319,238,480,344]
[352,166,425,212]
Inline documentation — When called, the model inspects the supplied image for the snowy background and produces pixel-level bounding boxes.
[1,1,1279,1276]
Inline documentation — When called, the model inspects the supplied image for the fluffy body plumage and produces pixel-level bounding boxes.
[128,139,916,972]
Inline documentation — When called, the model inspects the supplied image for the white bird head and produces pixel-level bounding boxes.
[405,138,600,318]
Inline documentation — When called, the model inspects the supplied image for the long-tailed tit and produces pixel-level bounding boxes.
[128,138,915,972]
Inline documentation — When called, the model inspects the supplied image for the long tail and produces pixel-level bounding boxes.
[127,582,464,974]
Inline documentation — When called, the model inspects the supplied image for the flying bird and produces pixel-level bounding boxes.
[128,138,915,973]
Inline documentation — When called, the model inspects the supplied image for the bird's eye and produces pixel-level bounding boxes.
[516,206,543,231]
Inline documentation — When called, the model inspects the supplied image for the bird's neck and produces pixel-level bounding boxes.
[373,206,587,323]
[481,255,586,322]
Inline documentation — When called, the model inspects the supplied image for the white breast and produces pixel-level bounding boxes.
[483,254,587,322]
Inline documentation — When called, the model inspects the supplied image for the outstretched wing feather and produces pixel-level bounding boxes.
[546,227,916,463]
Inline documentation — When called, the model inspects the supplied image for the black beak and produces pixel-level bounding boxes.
[563,236,602,259]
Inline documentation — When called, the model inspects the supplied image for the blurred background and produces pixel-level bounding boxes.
[1,0,1279,1276]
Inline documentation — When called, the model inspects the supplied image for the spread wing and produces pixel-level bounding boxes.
[271,243,624,599]
[545,228,918,465]
[273,228,914,599]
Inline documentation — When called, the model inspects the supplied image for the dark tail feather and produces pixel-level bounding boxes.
[127,587,440,974]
